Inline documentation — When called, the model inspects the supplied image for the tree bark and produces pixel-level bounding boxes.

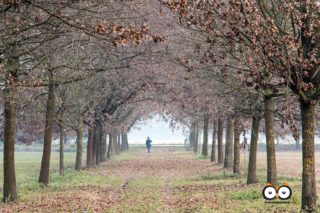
[121,133,128,150]
[247,115,261,184]
[3,48,19,202]
[39,70,56,185]
[233,116,240,174]
[194,122,199,153]
[120,133,125,151]
[211,119,217,162]
[59,123,64,175]
[107,133,112,159]
[217,118,224,164]
[124,133,129,150]
[100,133,107,162]
[189,123,195,150]
[264,96,277,185]
[111,130,117,155]
[121,133,129,151]
[87,126,93,167]
[224,117,234,168]
[94,120,101,165]
[75,117,83,171]
[116,133,121,154]
[202,114,209,156]
[92,121,97,165]
[300,101,316,212]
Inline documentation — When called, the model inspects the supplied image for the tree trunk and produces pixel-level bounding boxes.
[121,133,129,150]
[124,133,129,150]
[189,123,195,150]
[3,49,19,202]
[300,101,316,212]
[233,116,240,174]
[111,130,117,155]
[202,114,209,156]
[224,117,234,168]
[120,133,125,151]
[100,133,107,162]
[59,123,64,175]
[92,120,97,165]
[194,123,199,153]
[264,96,277,185]
[217,118,224,164]
[75,117,83,171]
[211,119,217,162]
[121,133,129,151]
[247,115,261,184]
[115,133,118,154]
[87,126,93,167]
[107,134,112,159]
[39,70,56,185]
[94,120,101,165]
[116,133,121,154]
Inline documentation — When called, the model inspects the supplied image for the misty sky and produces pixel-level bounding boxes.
[128,115,187,144]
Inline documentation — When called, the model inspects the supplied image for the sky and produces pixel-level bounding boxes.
[128,115,187,144]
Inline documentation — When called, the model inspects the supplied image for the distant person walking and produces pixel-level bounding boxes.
[146,137,152,153]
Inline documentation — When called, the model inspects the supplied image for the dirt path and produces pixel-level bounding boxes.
[0,148,302,212]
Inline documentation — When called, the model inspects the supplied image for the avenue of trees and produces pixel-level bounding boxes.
[0,1,319,212]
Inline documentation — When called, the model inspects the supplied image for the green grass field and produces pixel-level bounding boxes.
[0,147,318,212]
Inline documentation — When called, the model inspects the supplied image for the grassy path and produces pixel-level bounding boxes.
[0,148,307,212]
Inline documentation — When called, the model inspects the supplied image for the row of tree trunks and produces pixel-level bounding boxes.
[86,117,110,167]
